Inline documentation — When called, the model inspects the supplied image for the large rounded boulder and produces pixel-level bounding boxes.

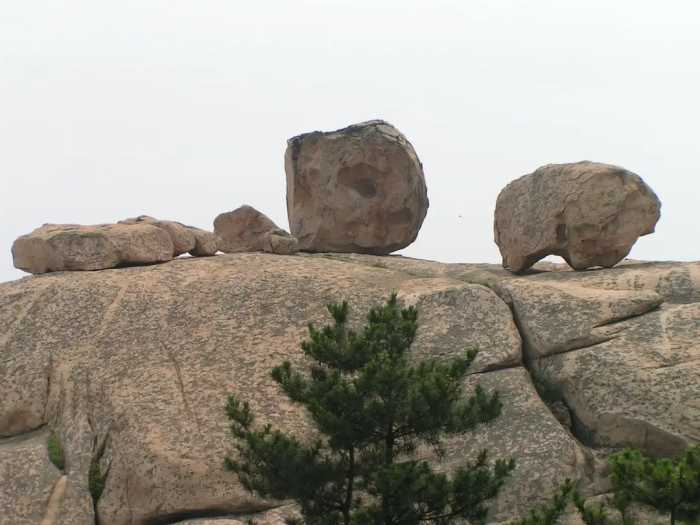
[494,161,661,272]
[285,120,428,254]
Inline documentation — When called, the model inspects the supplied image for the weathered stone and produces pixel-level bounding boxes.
[285,120,428,254]
[426,368,589,522]
[0,252,583,524]
[174,505,300,524]
[120,216,196,256]
[214,205,286,253]
[188,227,218,256]
[501,280,663,358]
[0,429,62,525]
[3,253,699,523]
[11,223,174,274]
[262,230,299,255]
[537,301,700,457]
[398,279,521,372]
[501,263,700,457]
[494,161,661,272]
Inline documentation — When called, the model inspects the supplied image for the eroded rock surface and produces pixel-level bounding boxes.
[120,215,196,256]
[494,162,661,272]
[502,262,700,456]
[1,254,698,523]
[0,428,63,525]
[11,223,174,274]
[12,217,219,274]
[214,205,298,255]
[285,120,428,254]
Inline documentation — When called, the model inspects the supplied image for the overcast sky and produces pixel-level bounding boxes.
[2,1,699,283]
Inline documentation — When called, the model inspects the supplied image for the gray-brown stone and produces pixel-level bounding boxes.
[2,253,698,523]
[262,229,299,255]
[11,223,174,274]
[188,227,218,256]
[120,216,196,256]
[285,120,429,254]
[214,205,296,254]
[494,161,661,272]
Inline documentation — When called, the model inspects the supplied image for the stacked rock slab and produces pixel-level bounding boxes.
[119,215,218,257]
[11,223,174,274]
[494,161,661,272]
[214,205,299,255]
[285,120,429,254]
[11,218,218,274]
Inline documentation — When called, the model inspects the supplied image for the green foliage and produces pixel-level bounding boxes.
[47,431,65,471]
[88,437,108,507]
[609,446,700,525]
[571,490,639,525]
[509,479,573,525]
[226,294,514,525]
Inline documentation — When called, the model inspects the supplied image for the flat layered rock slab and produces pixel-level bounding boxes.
[399,278,521,372]
[499,261,700,456]
[519,260,700,304]
[501,279,663,358]
[537,302,700,456]
[0,254,521,525]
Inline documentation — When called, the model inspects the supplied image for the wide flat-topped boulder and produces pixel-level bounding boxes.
[285,120,429,254]
[494,161,661,272]
[11,223,174,274]
[12,218,219,275]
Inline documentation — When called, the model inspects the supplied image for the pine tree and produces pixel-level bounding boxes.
[508,480,574,525]
[609,446,700,525]
[225,293,514,525]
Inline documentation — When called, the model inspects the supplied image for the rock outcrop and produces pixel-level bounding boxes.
[12,218,219,274]
[1,253,698,524]
[501,261,700,457]
[11,223,174,274]
[494,161,661,272]
[214,205,298,255]
[119,216,196,256]
[285,120,429,254]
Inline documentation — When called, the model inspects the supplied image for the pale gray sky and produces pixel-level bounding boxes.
[2,1,699,283]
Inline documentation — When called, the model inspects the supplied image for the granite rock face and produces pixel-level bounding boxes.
[214,205,298,255]
[494,162,661,272]
[285,120,428,254]
[502,261,700,457]
[0,429,64,525]
[1,253,698,523]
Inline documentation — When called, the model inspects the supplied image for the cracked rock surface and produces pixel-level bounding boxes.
[0,254,697,523]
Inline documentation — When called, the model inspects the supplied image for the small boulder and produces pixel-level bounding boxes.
[285,120,429,254]
[494,161,661,272]
[188,227,218,256]
[12,223,173,274]
[214,205,296,254]
[263,229,299,255]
